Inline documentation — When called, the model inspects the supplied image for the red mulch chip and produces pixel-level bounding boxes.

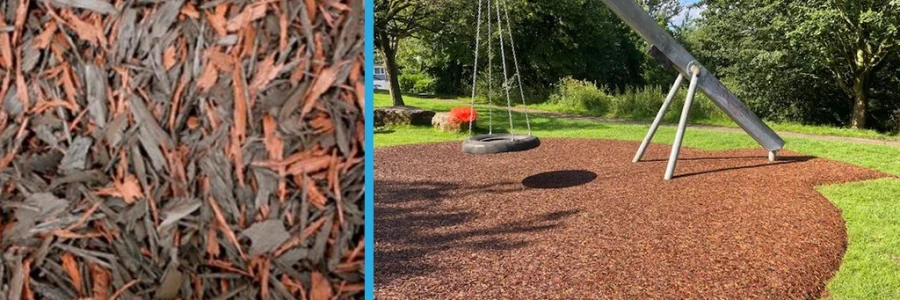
[375,139,886,299]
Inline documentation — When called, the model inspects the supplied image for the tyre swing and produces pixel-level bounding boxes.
[462,0,540,155]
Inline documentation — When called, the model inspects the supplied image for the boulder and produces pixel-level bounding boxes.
[432,112,474,133]
[374,106,435,127]
[374,109,386,127]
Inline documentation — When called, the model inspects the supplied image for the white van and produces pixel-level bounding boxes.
[374,65,389,90]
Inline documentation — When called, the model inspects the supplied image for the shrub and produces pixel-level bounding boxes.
[470,73,547,106]
[413,77,436,94]
[398,73,421,93]
[607,86,727,123]
[667,89,725,123]
[473,76,507,105]
[547,77,611,115]
[398,73,436,94]
[609,86,664,119]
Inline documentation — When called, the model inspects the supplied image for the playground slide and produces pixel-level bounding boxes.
[599,0,785,151]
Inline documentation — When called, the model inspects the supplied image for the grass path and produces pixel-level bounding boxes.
[374,93,900,299]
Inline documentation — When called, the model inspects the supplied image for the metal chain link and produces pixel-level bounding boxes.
[494,0,515,134]
[500,0,532,135]
[467,0,485,137]
[486,0,493,134]
[469,0,533,137]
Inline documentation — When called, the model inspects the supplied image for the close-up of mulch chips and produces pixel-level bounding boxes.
[0,0,365,299]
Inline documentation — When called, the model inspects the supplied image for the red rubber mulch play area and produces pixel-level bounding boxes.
[374,139,886,299]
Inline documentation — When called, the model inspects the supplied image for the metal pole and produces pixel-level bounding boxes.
[634,73,684,163]
[598,0,784,152]
[665,66,701,180]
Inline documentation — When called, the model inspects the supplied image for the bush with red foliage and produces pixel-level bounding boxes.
[450,107,478,124]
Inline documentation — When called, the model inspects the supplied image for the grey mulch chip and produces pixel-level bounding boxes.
[59,136,92,172]
[243,219,292,256]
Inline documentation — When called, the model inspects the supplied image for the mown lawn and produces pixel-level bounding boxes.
[374,93,900,298]
[819,179,900,299]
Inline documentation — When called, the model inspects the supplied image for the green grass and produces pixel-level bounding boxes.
[376,94,900,175]
[528,101,606,117]
[696,118,898,141]
[535,100,898,141]
[376,93,900,298]
[456,91,900,141]
[533,102,897,141]
[818,179,900,299]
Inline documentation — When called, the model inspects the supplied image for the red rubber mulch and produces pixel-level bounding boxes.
[375,139,886,299]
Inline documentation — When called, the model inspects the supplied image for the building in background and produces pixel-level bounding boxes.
[374,65,389,90]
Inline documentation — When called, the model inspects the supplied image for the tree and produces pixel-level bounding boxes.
[697,0,900,129]
[375,0,441,106]
[637,0,684,24]
[405,0,650,97]
[799,0,900,129]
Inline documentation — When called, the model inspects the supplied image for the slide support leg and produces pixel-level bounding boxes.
[665,65,701,180]
[634,73,685,163]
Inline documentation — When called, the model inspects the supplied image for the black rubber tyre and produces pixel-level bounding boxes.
[462,134,541,155]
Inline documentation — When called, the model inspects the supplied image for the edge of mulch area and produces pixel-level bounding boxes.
[0,1,364,299]
[374,138,887,299]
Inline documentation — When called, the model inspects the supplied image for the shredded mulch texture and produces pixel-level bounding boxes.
[0,0,364,299]
[375,139,886,299]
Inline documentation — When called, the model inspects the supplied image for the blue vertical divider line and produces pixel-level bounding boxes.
[364,0,375,298]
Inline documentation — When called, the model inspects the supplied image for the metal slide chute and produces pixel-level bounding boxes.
[599,0,785,179]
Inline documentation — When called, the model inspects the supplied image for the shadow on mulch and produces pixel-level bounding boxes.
[522,170,598,189]
[639,155,816,179]
[374,139,887,299]
[375,180,579,285]
[674,156,815,179]
[642,155,814,162]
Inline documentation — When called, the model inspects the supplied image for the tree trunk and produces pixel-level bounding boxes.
[850,72,870,129]
[378,33,405,107]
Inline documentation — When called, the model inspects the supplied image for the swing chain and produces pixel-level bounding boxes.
[499,0,532,135]
[467,0,485,137]
[468,0,534,137]
[493,0,516,134]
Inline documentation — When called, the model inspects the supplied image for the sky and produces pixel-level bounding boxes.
[671,0,706,25]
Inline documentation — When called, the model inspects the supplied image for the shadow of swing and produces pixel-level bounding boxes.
[522,170,599,189]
